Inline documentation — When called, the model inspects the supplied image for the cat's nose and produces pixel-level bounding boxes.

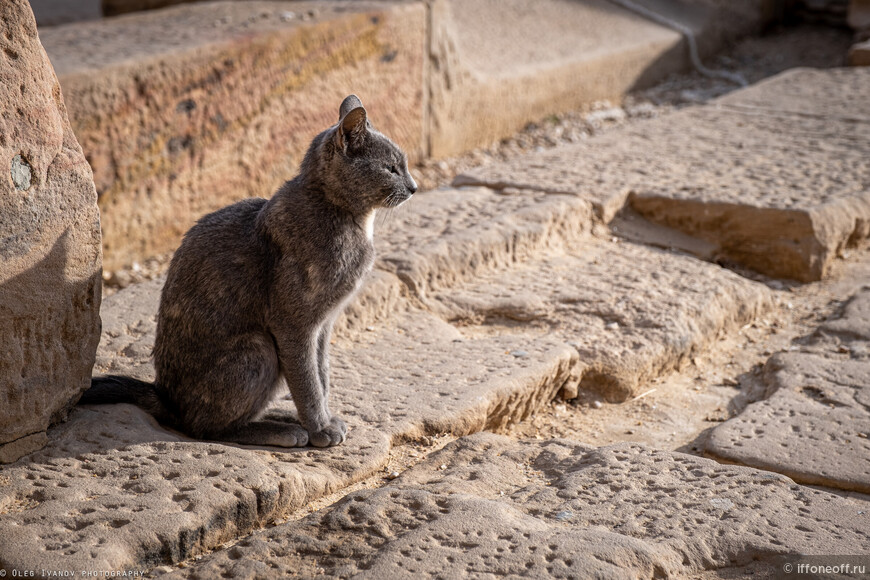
[406,176,418,195]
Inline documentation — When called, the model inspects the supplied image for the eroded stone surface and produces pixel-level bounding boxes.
[40,1,426,271]
[163,433,870,579]
[706,287,870,493]
[431,237,773,402]
[376,187,594,300]
[0,0,102,462]
[0,404,390,572]
[456,68,870,281]
[0,258,575,570]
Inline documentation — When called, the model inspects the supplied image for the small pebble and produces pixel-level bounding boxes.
[439,464,447,470]
[605,322,619,330]
[280,11,295,21]
[554,510,573,521]
[387,471,400,480]
[510,349,529,358]
[592,401,603,409]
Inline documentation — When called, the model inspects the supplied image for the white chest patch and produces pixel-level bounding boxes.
[363,210,376,241]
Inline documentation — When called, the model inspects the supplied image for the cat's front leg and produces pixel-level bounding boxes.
[277,333,347,447]
[316,318,335,398]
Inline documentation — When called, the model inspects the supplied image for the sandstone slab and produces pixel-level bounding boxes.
[376,187,594,300]
[39,1,426,271]
[431,236,773,402]
[706,287,870,493]
[457,68,870,281]
[0,0,102,462]
[427,0,777,158]
[0,268,575,570]
[163,433,870,579]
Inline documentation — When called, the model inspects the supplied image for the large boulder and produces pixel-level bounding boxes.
[0,0,102,463]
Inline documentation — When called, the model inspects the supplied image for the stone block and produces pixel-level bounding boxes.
[163,433,870,578]
[458,68,870,282]
[706,288,870,493]
[39,1,426,271]
[0,0,102,462]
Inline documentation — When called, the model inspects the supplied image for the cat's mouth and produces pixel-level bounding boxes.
[383,189,414,208]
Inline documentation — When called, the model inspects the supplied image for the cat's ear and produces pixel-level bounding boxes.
[335,95,367,152]
[339,94,363,120]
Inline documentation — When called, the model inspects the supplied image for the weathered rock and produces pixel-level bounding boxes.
[39,1,426,271]
[431,237,773,402]
[0,263,575,569]
[706,287,870,493]
[0,404,391,572]
[162,433,870,579]
[0,0,102,462]
[456,68,870,281]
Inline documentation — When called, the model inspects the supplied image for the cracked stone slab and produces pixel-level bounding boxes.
[456,68,870,281]
[161,433,870,579]
[706,287,870,493]
[431,238,773,402]
[0,276,575,572]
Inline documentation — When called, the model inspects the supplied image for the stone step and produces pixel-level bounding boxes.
[456,68,870,282]
[705,287,870,493]
[38,0,777,271]
[40,0,427,272]
[0,180,772,569]
[428,236,772,402]
[158,432,870,578]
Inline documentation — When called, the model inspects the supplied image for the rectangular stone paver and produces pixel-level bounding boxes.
[456,68,870,282]
[431,237,773,402]
[706,288,870,493]
[160,433,870,579]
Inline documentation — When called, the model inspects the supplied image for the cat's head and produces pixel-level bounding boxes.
[310,95,417,215]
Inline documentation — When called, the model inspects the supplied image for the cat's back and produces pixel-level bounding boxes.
[160,197,272,327]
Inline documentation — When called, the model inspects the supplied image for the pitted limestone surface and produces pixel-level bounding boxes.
[455,68,870,281]
[431,238,773,402]
[376,188,594,300]
[161,433,870,579]
[0,252,575,570]
[706,287,870,493]
[0,404,390,572]
[0,173,779,569]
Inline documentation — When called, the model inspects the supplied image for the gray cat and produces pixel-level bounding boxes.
[82,95,416,448]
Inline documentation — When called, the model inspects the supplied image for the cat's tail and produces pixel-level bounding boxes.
[81,375,172,424]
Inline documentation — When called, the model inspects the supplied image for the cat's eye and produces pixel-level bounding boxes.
[388,165,399,175]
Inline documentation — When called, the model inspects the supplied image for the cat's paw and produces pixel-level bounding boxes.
[308,416,348,448]
[264,424,310,448]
